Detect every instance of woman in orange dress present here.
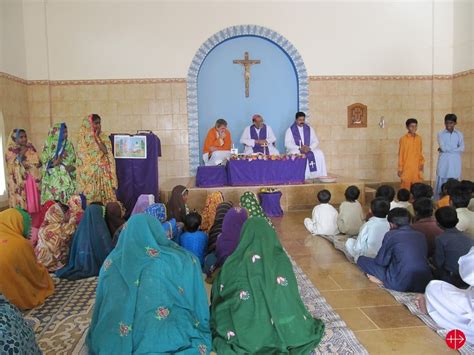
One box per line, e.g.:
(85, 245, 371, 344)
(0, 208, 54, 310)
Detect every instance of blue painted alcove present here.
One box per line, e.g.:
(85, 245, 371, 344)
(187, 25, 309, 175)
(197, 36, 298, 155)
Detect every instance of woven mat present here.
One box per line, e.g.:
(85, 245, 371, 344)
(24, 277, 97, 355)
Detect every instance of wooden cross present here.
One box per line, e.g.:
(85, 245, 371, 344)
(233, 51, 261, 97)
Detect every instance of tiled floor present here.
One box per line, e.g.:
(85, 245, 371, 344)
(273, 211, 455, 354)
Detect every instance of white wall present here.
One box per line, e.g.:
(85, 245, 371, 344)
(1, 0, 27, 78)
(453, 0, 473, 72)
(17, 0, 458, 80)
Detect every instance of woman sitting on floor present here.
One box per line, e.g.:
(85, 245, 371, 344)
(166, 185, 189, 224)
(0, 294, 41, 354)
(35, 201, 80, 272)
(215, 206, 248, 267)
(207, 201, 233, 255)
(0, 208, 54, 310)
(240, 191, 273, 226)
(105, 201, 126, 245)
(201, 191, 224, 232)
(211, 217, 325, 353)
(56, 204, 113, 280)
(144, 203, 180, 242)
(87, 214, 211, 354)
(131, 194, 155, 215)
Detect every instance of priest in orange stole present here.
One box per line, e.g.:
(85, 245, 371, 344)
(202, 118, 232, 166)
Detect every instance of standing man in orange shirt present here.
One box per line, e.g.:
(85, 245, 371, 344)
(398, 118, 424, 190)
(202, 118, 232, 166)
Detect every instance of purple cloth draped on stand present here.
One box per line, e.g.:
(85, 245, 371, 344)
(196, 166, 228, 187)
(250, 124, 267, 154)
(110, 133, 161, 218)
(259, 192, 283, 217)
(290, 123, 317, 172)
(227, 158, 306, 186)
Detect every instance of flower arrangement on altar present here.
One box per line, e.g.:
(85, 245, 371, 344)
(230, 153, 306, 161)
(260, 187, 280, 193)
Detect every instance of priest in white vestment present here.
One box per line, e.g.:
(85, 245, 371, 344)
(284, 112, 327, 179)
(240, 114, 279, 155)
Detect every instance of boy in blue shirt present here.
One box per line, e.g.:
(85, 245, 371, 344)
(180, 212, 208, 267)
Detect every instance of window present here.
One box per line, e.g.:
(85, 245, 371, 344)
(0, 111, 7, 200)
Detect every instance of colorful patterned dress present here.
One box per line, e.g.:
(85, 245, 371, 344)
(40, 123, 76, 204)
(5, 129, 42, 210)
(76, 116, 117, 204)
(201, 192, 224, 232)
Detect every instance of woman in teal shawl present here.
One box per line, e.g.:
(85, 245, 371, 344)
(40, 123, 76, 204)
(56, 204, 112, 280)
(211, 217, 324, 353)
(87, 214, 211, 354)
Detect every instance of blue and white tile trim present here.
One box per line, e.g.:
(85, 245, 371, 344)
(186, 25, 309, 175)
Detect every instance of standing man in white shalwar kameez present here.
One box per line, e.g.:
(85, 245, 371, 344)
(285, 112, 327, 179)
(240, 114, 279, 155)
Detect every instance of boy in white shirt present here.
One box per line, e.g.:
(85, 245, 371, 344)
(337, 185, 365, 236)
(391, 188, 414, 216)
(345, 198, 391, 261)
(304, 189, 339, 236)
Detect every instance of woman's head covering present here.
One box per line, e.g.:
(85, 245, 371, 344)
(32, 201, 56, 229)
(216, 207, 248, 266)
(200, 192, 224, 232)
(166, 185, 188, 223)
(239, 191, 273, 226)
(144, 203, 167, 223)
(14, 207, 31, 238)
(105, 202, 126, 237)
(207, 201, 233, 254)
(131, 194, 155, 216)
(459, 247, 474, 286)
(42, 123, 68, 168)
(0, 209, 26, 237)
(56, 204, 112, 280)
(211, 217, 325, 353)
(68, 195, 85, 224)
(86, 214, 212, 353)
(7, 129, 35, 161)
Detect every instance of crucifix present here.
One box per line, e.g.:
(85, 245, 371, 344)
(233, 51, 260, 97)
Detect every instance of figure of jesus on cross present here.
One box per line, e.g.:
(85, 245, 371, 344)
(233, 51, 260, 97)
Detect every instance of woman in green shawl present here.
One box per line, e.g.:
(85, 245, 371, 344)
(40, 123, 76, 204)
(211, 217, 324, 353)
(239, 191, 273, 226)
(87, 214, 212, 354)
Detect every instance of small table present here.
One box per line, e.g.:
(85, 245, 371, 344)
(195, 166, 228, 187)
(259, 191, 284, 217)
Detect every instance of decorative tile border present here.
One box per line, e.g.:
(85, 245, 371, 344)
(186, 25, 309, 175)
(310, 74, 454, 81)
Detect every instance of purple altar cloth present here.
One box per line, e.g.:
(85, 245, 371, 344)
(259, 192, 283, 217)
(227, 158, 306, 186)
(196, 166, 228, 187)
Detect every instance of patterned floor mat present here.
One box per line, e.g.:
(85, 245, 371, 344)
(23, 263, 367, 354)
(23, 277, 97, 355)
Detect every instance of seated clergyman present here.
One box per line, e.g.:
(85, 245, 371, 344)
(240, 114, 279, 155)
(202, 119, 232, 166)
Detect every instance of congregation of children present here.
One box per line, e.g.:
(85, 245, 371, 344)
(303, 115, 473, 343)
(1, 112, 473, 352)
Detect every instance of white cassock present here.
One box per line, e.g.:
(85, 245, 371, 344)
(284, 125, 327, 179)
(425, 247, 474, 344)
(240, 125, 280, 155)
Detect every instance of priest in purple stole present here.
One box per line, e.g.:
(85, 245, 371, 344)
(285, 112, 328, 179)
(240, 114, 279, 155)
